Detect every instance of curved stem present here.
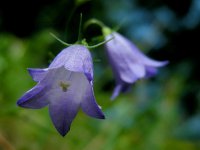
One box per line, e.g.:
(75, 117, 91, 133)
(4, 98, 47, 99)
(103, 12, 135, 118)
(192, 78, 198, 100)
(86, 36, 114, 49)
(84, 18, 106, 30)
(50, 33, 73, 47)
(83, 19, 114, 49)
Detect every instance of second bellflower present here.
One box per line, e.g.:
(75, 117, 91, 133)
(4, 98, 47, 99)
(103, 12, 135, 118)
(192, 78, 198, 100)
(105, 32, 168, 99)
(17, 45, 105, 136)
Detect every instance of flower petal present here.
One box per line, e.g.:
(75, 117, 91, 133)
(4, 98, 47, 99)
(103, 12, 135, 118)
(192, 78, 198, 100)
(28, 68, 48, 82)
(116, 32, 169, 67)
(106, 32, 168, 83)
(81, 84, 105, 119)
(83, 57, 93, 82)
(49, 95, 79, 136)
(111, 84, 122, 100)
(49, 45, 93, 81)
(145, 66, 158, 77)
(105, 32, 169, 100)
(106, 34, 143, 83)
(143, 58, 168, 67)
(111, 83, 131, 100)
(47, 68, 95, 136)
(129, 63, 145, 78)
(17, 85, 48, 109)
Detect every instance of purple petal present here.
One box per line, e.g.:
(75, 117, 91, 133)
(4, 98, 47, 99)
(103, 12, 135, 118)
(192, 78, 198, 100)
(111, 84, 122, 100)
(28, 68, 48, 82)
(105, 32, 169, 100)
(106, 34, 144, 82)
(81, 85, 105, 119)
(145, 66, 158, 77)
(49, 95, 79, 136)
(106, 32, 168, 82)
(128, 63, 145, 78)
(83, 57, 93, 82)
(114, 32, 169, 67)
(139, 55, 169, 67)
(143, 59, 168, 67)
(49, 45, 93, 81)
(47, 68, 96, 136)
(17, 85, 48, 109)
(111, 83, 131, 100)
(121, 83, 131, 93)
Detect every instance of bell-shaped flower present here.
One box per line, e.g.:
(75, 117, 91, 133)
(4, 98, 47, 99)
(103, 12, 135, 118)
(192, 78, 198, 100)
(17, 45, 105, 136)
(105, 32, 168, 100)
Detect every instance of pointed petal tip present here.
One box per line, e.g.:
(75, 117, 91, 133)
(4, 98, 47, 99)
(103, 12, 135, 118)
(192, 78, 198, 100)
(17, 98, 27, 107)
(102, 114, 106, 119)
(27, 68, 32, 72)
(16, 85, 48, 109)
(160, 60, 169, 66)
(89, 110, 105, 120)
(81, 102, 106, 119)
(16, 100, 32, 108)
(27, 68, 48, 82)
(81, 86, 106, 120)
(110, 95, 116, 101)
(16, 97, 28, 108)
(27, 68, 35, 76)
(98, 113, 105, 119)
(59, 127, 70, 137)
(110, 85, 122, 100)
(96, 106, 105, 119)
(90, 112, 105, 119)
(53, 123, 70, 137)
(16, 99, 22, 106)
(154, 60, 169, 67)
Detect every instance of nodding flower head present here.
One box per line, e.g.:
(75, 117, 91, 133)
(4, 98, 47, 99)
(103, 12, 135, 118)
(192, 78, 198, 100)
(105, 32, 168, 100)
(17, 45, 105, 136)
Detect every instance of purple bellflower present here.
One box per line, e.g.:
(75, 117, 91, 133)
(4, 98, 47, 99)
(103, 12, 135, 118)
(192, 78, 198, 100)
(17, 45, 105, 136)
(105, 32, 168, 100)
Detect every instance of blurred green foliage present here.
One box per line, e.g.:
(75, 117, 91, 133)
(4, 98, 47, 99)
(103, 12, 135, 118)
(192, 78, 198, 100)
(1, 0, 200, 149)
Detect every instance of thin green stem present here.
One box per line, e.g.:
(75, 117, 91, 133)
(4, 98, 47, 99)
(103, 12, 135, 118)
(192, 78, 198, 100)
(86, 36, 114, 49)
(78, 13, 83, 42)
(84, 18, 106, 30)
(50, 33, 73, 46)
